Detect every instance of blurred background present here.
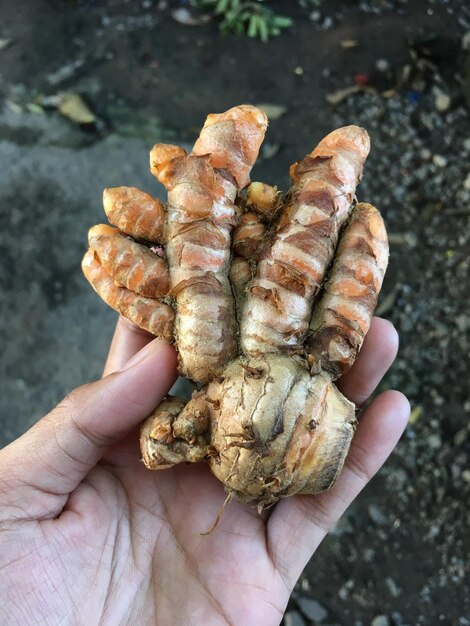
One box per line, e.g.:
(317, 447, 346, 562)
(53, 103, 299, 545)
(0, 1, 469, 624)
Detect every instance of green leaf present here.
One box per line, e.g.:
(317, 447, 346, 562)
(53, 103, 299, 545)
(273, 15, 293, 28)
(255, 103, 288, 119)
(258, 16, 269, 42)
(247, 14, 259, 38)
(215, 0, 230, 15)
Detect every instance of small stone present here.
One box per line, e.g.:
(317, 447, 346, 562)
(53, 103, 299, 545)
(434, 91, 451, 113)
(338, 579, 355, 600)
(463, 138, 470, 152)
(462, 31, 470, 51)
(364, 547, 375, 562)
(428, 434, 442, 449)
(391, 612, 406, 626)
(463, 172, 470, 190)
(385, 576, 401, 597)
(375, 58, 390, 72)
(426, 524, 441, 539)
(284, 610, 306, 626)
(432, 154, 447, 168)
(462, 469, 470, 483)
(338, 586, 348, 601)
(454, 428, 468, 446)
(368, 503, 388, 526)
(297, 597, 328, 622)
(371, 616, 390, 626)
(420, 148, 431, 160)
(309, 10, 321, 22)
(455, 314, 469, 331)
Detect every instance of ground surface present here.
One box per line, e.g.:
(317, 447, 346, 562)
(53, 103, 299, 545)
(0, 1, 469, 624)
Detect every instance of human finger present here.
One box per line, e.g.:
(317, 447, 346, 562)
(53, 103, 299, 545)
(337, 316, 399, 406)
(103, 315, 155, 376)
(266, 390, 410, 591)
(0, 339, 177, 521)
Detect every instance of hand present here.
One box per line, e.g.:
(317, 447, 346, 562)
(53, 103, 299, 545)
(0, 316, 409, 625)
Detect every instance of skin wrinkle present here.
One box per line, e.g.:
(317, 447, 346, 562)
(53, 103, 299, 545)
(155, 486, 234, 626)
(0, 539, 43, 571)
(0, 477, 53, 522)
(12, 471, 69, 512)
(104, 478, 129, 609)
(290, 494, 336, 535)
(62, 391, 122, 448)
(263, 527, 292, 601)
(34, 524, 85, 625)
(343, 440, 377, 485)
(226, 578, 285, 623)
(50, 422, 92, 476)
(66, 472, 151, 625)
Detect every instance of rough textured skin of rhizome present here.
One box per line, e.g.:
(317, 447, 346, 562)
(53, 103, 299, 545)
(82, 104, 388, 508)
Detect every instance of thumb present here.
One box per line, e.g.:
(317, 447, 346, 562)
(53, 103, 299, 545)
(0, 339, 177, 519)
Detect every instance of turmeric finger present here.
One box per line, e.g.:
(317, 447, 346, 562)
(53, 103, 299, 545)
(149, 105, 267, 383)
(103, 186, 166, 243)
(241, 125, 371, 357)
(82, 250, 174, 340)
(233, 212, 266, 258)
(88, 224, 170, 298)
(193, 104, 268, 189)
(307, 202, 389, 379)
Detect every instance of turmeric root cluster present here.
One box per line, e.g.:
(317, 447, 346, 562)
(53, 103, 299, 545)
(82, 105, 388, 507)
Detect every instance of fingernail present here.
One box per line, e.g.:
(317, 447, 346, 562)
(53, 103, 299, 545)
(121, 339, 164, 371)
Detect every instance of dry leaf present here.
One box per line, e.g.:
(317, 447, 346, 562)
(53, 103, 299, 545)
(0, 38, 12, 51)
(409, 406, 423, 425)
(255, 103, 287, 120)
(5, 100, 22, 114)
(58, 93, 96, 124)
(261, 142, 281, 160)
(26, 102, 45, 115)
(388, 232, 417, 247)
(325, 85, 360, 105)
(375, 282, 402, 316)
(340, 39, 359, 49)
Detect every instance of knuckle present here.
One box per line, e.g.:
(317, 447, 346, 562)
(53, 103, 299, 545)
(50, 384, 111, 449)
(118, 315, 151, 337)
(345, 445, 374, 484)
(54, 384, 89, 419)
(295, 494, 337, 533)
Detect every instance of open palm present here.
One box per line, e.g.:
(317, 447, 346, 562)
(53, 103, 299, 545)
(0, 317, 409, 626)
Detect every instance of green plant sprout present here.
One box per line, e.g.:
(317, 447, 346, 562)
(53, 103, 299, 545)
(193, 0, 293, 42)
